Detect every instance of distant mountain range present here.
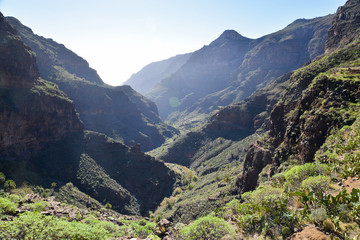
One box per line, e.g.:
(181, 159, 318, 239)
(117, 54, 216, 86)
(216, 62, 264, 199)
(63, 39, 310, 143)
(126, 15, 334, 130)
(124, 53, 191, 95)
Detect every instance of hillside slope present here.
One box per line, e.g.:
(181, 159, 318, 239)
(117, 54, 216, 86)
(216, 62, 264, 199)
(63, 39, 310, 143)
(150, 0, 360, 226)
(238, 0, 360, 194)
(0, 13, 176, 215)
(7, 17, 178, 151)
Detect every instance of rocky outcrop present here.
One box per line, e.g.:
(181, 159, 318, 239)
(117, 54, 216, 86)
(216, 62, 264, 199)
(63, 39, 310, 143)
(238, 141, 273, 193)
(326, 0, 360, 51)
(0, 82, 83, 160)
(204, 72, 292, 140)
(0, 13, 38, 88)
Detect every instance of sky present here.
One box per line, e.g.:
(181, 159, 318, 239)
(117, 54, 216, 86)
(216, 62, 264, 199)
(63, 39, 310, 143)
(0, 0, 347, 86)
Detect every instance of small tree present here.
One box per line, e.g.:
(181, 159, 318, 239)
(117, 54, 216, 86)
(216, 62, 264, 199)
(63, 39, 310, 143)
(4, 180, 16, 192)
(104, 203, 112, 210)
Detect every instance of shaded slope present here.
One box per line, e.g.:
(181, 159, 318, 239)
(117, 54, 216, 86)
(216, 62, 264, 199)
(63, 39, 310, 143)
(0, 12, 83, 160)
(30, 131, 176, 215)
(0, 13, 177, 216)
(7, 17, 178, 151)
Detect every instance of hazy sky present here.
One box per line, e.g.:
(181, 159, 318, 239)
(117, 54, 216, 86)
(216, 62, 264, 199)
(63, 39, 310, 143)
(1, 0, 347, 86)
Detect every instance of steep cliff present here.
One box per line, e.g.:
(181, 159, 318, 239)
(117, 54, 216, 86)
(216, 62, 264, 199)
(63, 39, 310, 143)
(0, 13, 83, 160)
(237, 0, 360, 193)
(326, 0, 360, 51)
(0, 14, 38, 89)
(7, 17, 178, 151)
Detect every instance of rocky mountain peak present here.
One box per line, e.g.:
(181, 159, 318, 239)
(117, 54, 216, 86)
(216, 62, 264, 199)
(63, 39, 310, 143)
(220, 30, 247, 40)
(210, 29, 250, 46)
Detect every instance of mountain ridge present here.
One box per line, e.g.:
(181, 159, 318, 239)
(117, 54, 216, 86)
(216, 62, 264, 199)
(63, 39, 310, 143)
(7, 16, 179, 151)
(126, 15, 334, 131)
(0, 12, 177, 215)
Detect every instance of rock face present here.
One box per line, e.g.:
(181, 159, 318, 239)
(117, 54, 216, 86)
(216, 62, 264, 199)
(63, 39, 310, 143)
(7, 17, 178, 151)
(0, 13, 38, 88)
(0, 82, 84, 160)
(204, 72, 292, 140)
(0, 13, 83, 160)
(134, 15, 333, 127)
(326, 0, 360, 51)
(237, 0, 360, 194)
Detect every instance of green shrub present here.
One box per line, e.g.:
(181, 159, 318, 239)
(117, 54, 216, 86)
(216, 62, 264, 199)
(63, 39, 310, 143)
(0, 212, 115, 239)
(11, 185, 34, 196)
(271, 172, 286, 187)
(4, 180, 16, 192)
(0, 197, 17, 215)
(65, 182, 74, 189)
(242, 186, 285, 207)
(130, 220, 156, 238)
(223, 199, 241, 216)
(24, 201, 50, 212)
(240, 186, 298, 237)
(301, 175, 330, 196)
(283, 163, 328, 190)
(224, 175, 232, 183)
(180, 216, 236, 239)
(309, 208, 328, 223)
(148, 234, 161, 240)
